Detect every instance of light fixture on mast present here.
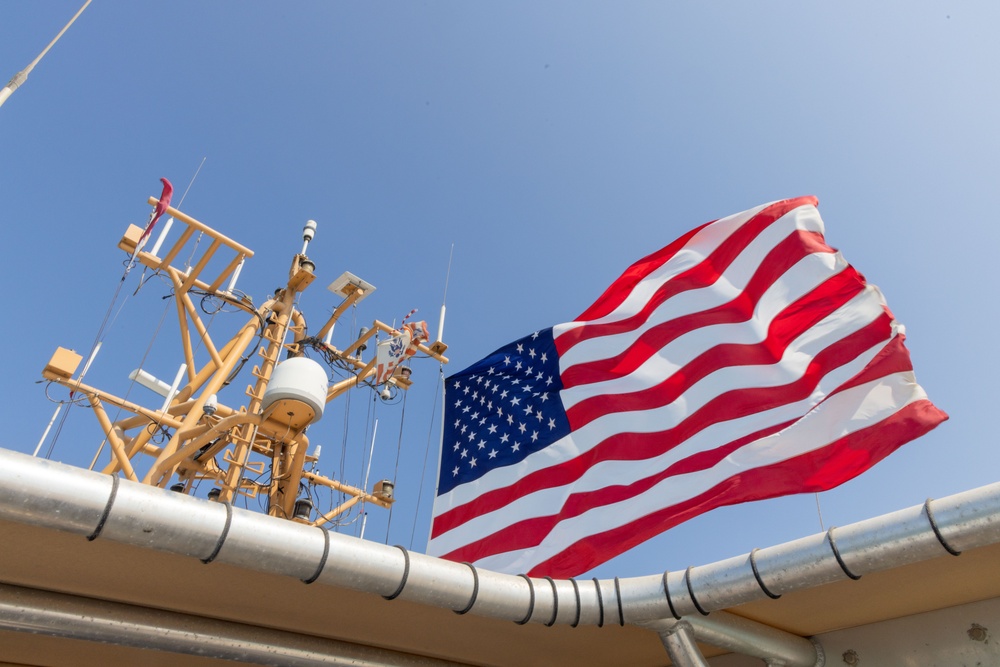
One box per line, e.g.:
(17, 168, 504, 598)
(298, 220, 318, 275)
(301, 220, 317, 255)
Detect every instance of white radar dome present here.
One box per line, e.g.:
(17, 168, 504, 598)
(262, 357, 328, 429)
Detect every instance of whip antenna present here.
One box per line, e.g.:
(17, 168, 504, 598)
(436, 243, 454, 343)
(0, 0, 91, 109)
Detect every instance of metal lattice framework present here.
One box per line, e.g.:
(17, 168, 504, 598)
(41, 195, 448, 525)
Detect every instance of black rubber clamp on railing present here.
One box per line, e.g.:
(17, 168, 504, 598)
(925, 498, 962, 556)
(592, 577, 605, 628)
(684, 566, 710, 616)
(87, 474, 120, 541)
(456, 563, 480, 615)
(613, 577, 625, 626)
(301, 528, 330, 585)
(543, 576, 558, 627)
(662, 570, 681, 620)
(749, 548, 781, 599)
(569, 578, 581, 628)
(516, 574, 535, 625)
(826, 527, 862, 580)
(201, 501, 233, 564)
(383, 545, 410, 600)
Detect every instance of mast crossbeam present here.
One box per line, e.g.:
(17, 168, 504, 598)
(41, 195, 448, 532)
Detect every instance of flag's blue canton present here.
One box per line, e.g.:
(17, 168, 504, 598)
(438, 328, 570, 495)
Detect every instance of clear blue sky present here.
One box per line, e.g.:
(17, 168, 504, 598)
(3, 1, 998, 579)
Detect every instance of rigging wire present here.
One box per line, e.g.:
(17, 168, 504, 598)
(336, 305, 358, 524)
(42, 160, 207, 460)
(89, 278, 234, 472)
(230, 290, 300, 506)
(336, 375, 353, 522)
(134, 157, 207, 293)
(87, 296, 172, 470)
(44, 271, 129, 459)
(355, 384, 378, 537)
(405, 242, 454, 545)
(814, 493, 826, 531)
(384, 380, 410, 544)
(176, 158, 207, 214)
(178, 158, 210, 273)
(442, 242, 455, 305)
(409, 364, 443, 550)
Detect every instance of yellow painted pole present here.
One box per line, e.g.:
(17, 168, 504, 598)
(149, 412, 260, 480)
(88, 395, 138, 482)
(174, 278, 198, 381)
(146, 198, 254, 258)
(310, 496, 362, 527)
(301, 471, 391, 509)
(170, 267, 224, 371)
(219, 289, 295, 502)
(143, 314, 264, 486)
(314, 288, 365, 343)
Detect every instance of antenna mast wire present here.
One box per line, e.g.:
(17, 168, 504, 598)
(41, 159, 208, 459)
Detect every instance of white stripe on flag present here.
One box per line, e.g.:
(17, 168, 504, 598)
(430, 288, 890, 527)
(429, 197, 946, 577)
(472, 370, 928, 574)
(428, 333, 897, 557)
(555, 203, 825, 365)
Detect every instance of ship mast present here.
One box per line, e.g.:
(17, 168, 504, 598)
(41, 193, 449, 527)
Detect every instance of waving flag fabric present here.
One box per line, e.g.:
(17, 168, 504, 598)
(375, 320, 429, 385)
(138, 177, 174, 247)
(427, 196, 947, 577)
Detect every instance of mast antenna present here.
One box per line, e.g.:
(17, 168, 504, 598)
(0, 0, 92, 109)
(39, 186, 450, 529)
(38, 160, 207, 458)
(435, 243, 455, 345)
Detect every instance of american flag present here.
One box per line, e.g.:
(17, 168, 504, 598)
(427, 196, 947, 577)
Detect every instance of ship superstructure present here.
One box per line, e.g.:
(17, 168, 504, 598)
(40, 194, 448, 528)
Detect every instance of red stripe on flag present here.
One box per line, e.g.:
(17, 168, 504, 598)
(556, 197, 819, 355)
(431, 313, 897, 541)
(566, 265, 870, 429)
(560, 229, 836, 390)
(435, 419, 794, 563)
(527, 399, 948, 577)
(429, 197, 946, 577)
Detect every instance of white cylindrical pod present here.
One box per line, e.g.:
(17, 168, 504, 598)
(225, 258, 245, 294)
(262, 357, 329, 427)
(150, 217, 174, 257)
(301, 220, 317, 254)
(161, 363, 188, 413)
(436, 304, 446, 342)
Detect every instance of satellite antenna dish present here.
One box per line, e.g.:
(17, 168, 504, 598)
(327, 272, 376, 301)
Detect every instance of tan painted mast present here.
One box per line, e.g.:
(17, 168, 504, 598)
(41, 193, 449, 526)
